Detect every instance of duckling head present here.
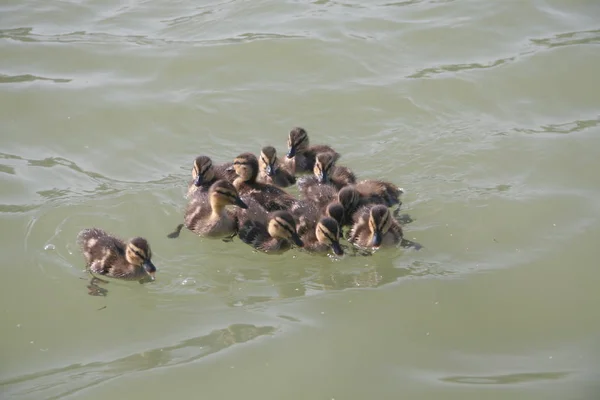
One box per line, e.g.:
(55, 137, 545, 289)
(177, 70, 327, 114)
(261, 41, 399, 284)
(209, 180, 248, 211)
(314, 152, 335, 183)
(316, 217, 344, 256)
(368, 205, 392, 248)
(192, 156, 215, 186)
(259, 146, 278, 177)
(233, 153, 259, 183)
(267, 211, 304, 247)
(325, 202, 345, 226)
(286, 127, 308, 158)
(125, 237, 157, 280)
(338, 186, 360, 214)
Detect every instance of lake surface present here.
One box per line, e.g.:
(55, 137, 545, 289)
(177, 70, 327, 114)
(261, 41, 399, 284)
(1, 0, 599, 399)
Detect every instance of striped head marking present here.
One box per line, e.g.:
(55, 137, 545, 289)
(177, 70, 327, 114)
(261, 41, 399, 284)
(316, 217, 344, 256)
(314, 152, 335, 183)
(192, 156, 215, 186)
(209, 180, 248, 209)
(268, 211, 304, 247)
(233, 153, 259, 182)
(126, 237, 157, 279)
(286, 127, 309, 158)
(368, 205, 392, 248)
(259, 146, 277, 177)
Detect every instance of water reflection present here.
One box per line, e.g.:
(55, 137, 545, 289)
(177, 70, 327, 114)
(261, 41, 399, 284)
(219, 255, 439, 309)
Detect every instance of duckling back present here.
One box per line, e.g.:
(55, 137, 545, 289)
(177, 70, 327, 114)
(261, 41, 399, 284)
(77, 228, 124, 266)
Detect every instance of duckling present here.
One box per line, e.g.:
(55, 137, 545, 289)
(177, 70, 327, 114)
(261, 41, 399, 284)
(77, 228, 157, 287)
(291, 192, 344, 239)
(297, 182, 338, 213)
(335, 186, 363, 227)
(257, 146, 296, 188)
(324, 202, 345, 227)
(354, 179, 403, 208)
(298, 151, 356, 193)
(348, 204, 403, 249)
(300, 216, 344, 256)
(170, 179, 248, 239)
(283, 127, 340, 174)
(238, 210, 304, 254)
(231, 152, 298, 211)
(187, 155, 237, 197)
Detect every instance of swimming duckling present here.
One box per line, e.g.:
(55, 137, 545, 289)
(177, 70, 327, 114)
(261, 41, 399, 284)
(238, 210, 304, 254)
(283, 127, 340, 174)
(354, 179, 403, 208)
(335, 186, 363, 227)
(300, 216, 344, 256)
(231, 152, 298, 211)
(257, 146, 296, 188)
(324, 202, 345, 227)
(187, 155, 237, 197)
(77, 228, 157, 287)
(297, 182, 338, 213)
(170, 179, 248, 239)
(348, 205, 403, 249)
(297, 151, 356, 193)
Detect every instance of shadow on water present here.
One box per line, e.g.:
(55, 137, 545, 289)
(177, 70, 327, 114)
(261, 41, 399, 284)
(0, 323, 276, 399)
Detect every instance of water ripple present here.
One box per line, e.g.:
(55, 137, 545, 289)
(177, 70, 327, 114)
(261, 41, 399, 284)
(408, 56, 516, 79)
(531, 29, 600, 49)
(0, 323, 276, 400)
(440, 371, 571, 386)
(512, 117, 600, 136)
(0, 74, 71, 84)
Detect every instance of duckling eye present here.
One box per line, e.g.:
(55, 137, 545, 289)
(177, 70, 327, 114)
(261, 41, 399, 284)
(216, 189, 235, 198)
(200, 162, 212, 175)
(276, 220, 295, 236)
(134, 250, 145, 260)
(318, 226, 336, 242)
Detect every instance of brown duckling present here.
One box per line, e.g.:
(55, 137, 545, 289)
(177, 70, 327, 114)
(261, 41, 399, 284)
(237, 210, 304, 254)
(170, 179, 248, 239)
(297, 151, 356, 193)
(354, 179, 403, 207)
(77, 228, 157, 284)
(231, 152, 298, 211)
(283, 127, 340, 174)
(336, 184, 408, 228)
(187, 155, 237, 197)
(297, 182, 338, 213)
(257, 146, 296, 188)
(300, 216, 344, 256)
(324, 202, 345, 227)
(348, 204, 403, 249)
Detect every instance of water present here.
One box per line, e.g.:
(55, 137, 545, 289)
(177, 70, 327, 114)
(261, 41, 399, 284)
(1, 0, 600, 398)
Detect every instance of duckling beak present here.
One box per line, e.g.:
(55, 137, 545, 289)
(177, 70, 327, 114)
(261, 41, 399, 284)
(291, 232, 304, 247)
(265, 164, 275, 177)
(317, 171, 327, 184)
(331, 240, 344, 256)
(286, 147, 296, 158)
(193, 175, 203, 186)
(235, 196, 248, 209)
(372, 231, 382, 248)
(143, 260, 157, 281)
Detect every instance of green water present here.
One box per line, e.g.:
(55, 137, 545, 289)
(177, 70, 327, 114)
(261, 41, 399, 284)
(1, 1, 599, 399)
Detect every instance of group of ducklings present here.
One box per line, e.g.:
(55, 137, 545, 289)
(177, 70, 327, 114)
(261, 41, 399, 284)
(76, 127, 418, 291)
